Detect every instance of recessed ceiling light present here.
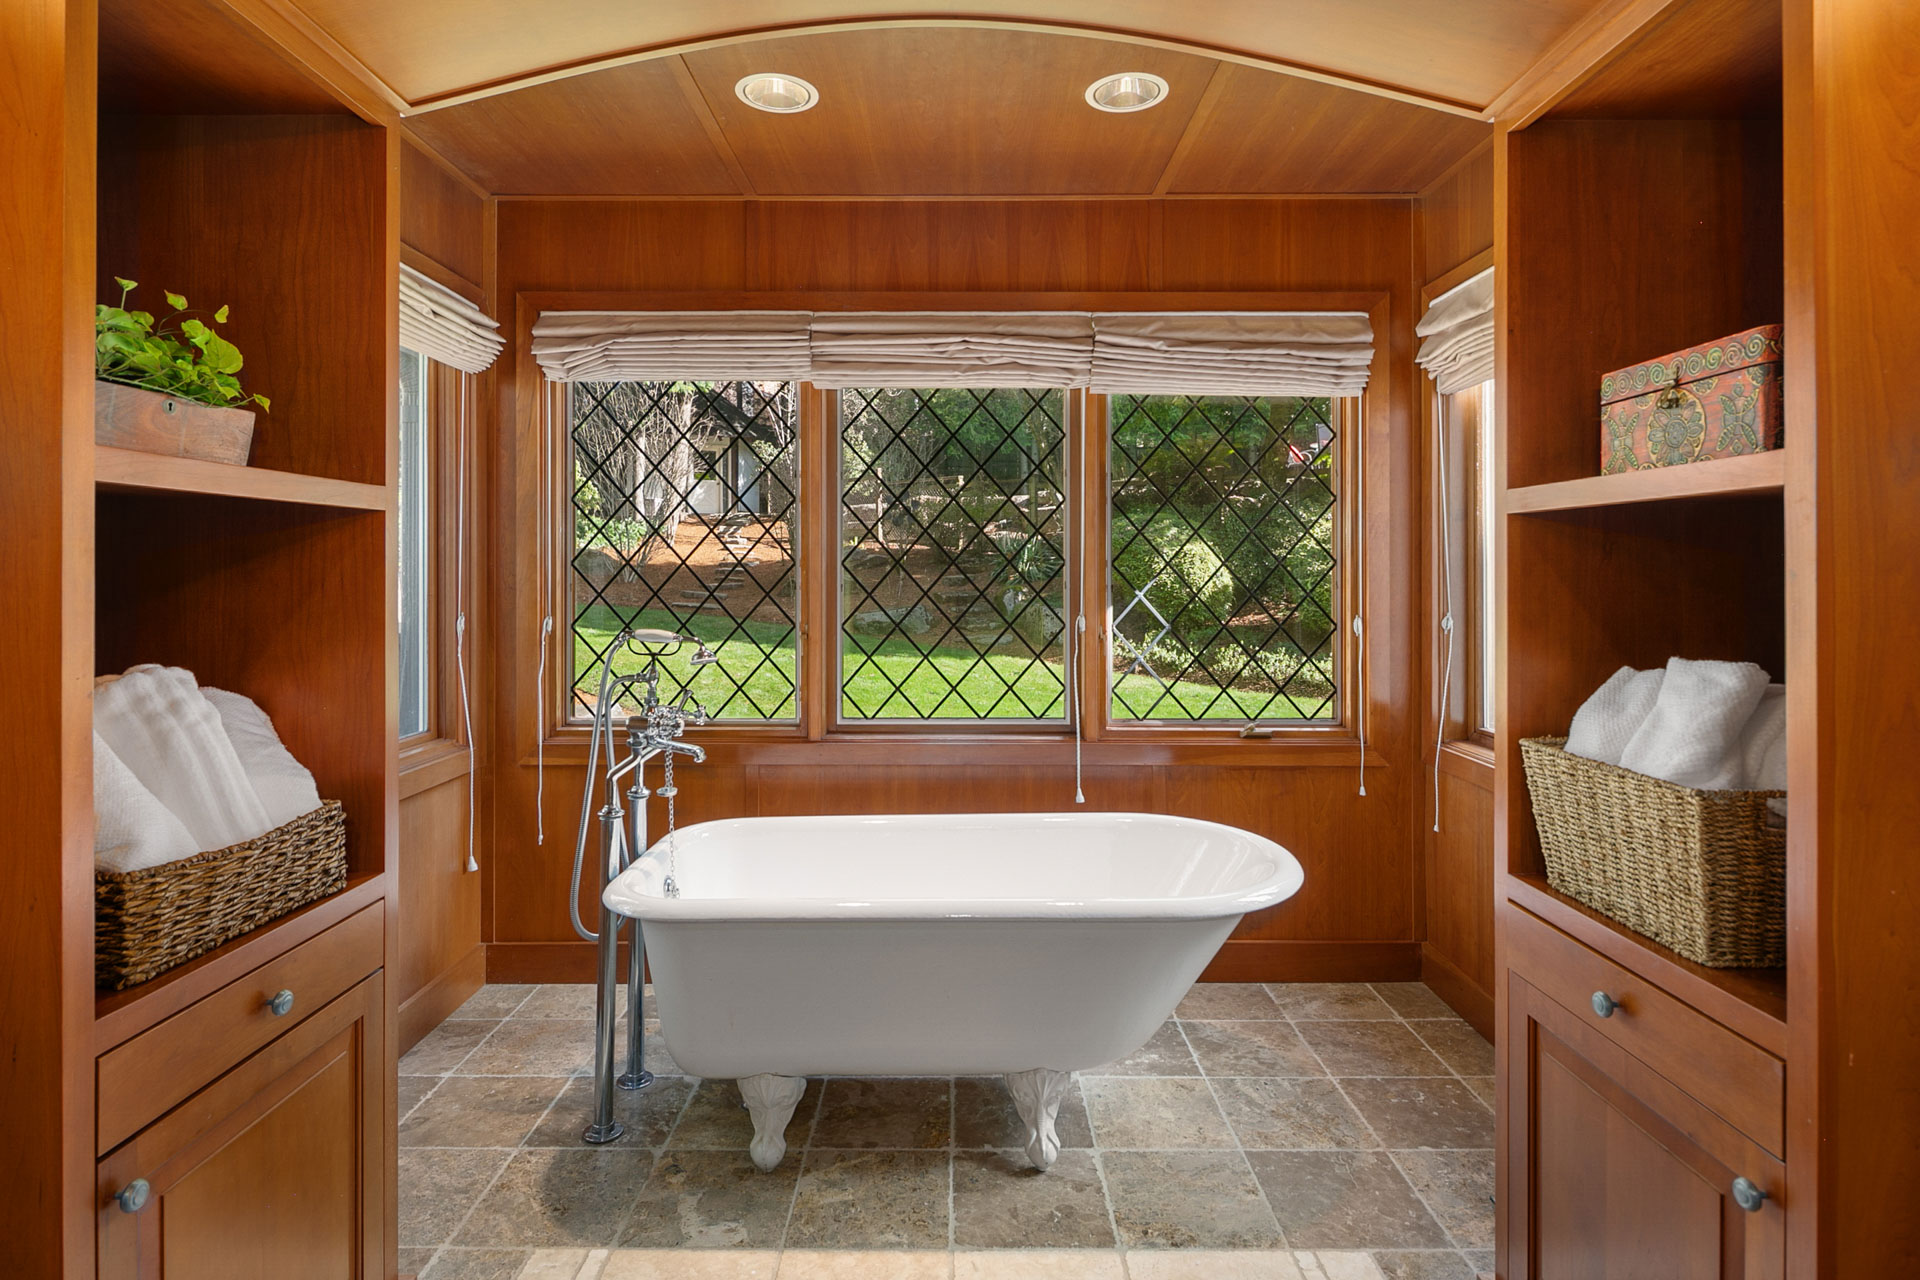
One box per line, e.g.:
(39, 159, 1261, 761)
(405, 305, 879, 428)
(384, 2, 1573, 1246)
(1085, 72, 1168, 113)
(735, 73, 819, 114)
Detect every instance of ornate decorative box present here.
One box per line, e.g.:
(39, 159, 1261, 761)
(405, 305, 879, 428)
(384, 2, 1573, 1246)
(1600, 324, 1783, 474)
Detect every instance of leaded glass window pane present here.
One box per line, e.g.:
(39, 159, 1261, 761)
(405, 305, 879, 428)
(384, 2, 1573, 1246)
(839, 387, 1069, 721)
(569, 380, 800, 722)
(1108, 394, 1339, 722)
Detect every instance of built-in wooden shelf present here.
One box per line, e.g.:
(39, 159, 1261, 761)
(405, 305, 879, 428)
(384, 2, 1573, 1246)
(1508, 450, 1785, 515)
(94, 871, 383, 1052)
(95, 446, 388, 511)
(1507, 871, 1787, 1056)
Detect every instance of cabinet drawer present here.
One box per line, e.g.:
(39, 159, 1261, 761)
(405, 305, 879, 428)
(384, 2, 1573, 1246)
(97, 902, 383, 1154)
(1506, 904, 1783, 1155)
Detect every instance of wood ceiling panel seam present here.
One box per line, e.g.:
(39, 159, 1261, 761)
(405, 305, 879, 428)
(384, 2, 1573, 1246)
(392, 17, 1495, 119)
(667, 54, 758, 196)
(230, 0, 410, 118)
(1483, 0, 1683, 124)
(1151, 60, 1227, 197)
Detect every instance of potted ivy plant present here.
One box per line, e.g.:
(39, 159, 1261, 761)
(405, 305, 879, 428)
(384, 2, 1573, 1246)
(95, 278, 270, 465)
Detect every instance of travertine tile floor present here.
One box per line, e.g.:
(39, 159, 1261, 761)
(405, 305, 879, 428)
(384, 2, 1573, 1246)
(398, 982, 1494, 1280)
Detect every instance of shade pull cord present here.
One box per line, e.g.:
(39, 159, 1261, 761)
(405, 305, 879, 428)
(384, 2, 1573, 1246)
(1433, 403, 1457, 833)
(1352, 397, 1368, 799)
(1072, 615, 1087, 804)
(457, 372, 478, 872)
(536, 385, 555, 843)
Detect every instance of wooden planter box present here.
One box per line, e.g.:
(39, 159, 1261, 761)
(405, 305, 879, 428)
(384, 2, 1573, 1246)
(95, 380, 256, 465)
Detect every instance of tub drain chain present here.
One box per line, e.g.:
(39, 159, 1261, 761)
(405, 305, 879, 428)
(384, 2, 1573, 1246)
(660, 748, 681, 898)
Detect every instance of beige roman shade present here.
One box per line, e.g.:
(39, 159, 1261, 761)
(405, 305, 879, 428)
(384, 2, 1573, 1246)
(1089, 312, 1375, 397)
(806, 313, 1094, 388)
(530, 311, 813, 382)
(1415, 268, 1495, 395)
(398, 264, 504, 374)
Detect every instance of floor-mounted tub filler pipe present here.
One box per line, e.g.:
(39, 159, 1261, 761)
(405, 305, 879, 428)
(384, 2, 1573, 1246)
(570, 627, 715, 1144)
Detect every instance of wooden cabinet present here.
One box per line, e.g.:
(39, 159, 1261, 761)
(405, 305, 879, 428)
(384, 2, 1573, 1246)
(1503, 957, 1784, 1280)
(98, 975, 386, 1280)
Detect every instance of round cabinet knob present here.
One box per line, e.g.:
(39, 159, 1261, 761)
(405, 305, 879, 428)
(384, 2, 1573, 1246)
(1591, 991, 1620, 1019)
(115, 1179, 151, 1214)
(1732, 1176, 1768, 1213)
(267, 989, 295, 1017)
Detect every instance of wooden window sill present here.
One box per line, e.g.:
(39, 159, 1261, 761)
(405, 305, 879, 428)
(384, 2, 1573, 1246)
(399, 740, 472, 799)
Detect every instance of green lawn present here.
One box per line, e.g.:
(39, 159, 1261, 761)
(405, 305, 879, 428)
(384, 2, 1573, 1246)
(572, 603, 1328, 723)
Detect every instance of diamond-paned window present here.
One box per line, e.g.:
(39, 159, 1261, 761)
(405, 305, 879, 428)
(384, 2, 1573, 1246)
(569, 380, 800, 721)
(839, 388, 1069, 721)
(1108, 393, 1339, 722)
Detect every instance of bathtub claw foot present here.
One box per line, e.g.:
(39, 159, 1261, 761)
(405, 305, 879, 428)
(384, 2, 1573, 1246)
(738, 1074, 807, 1172)
(1006, 1068, 1072, 1171)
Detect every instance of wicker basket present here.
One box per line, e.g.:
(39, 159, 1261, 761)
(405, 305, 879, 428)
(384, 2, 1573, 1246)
(1519, 738, 1785, 967)
(95, 801, 348, 990)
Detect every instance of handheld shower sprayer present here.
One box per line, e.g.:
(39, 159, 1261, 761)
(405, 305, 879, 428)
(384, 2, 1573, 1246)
(568, 626, 713, 1143)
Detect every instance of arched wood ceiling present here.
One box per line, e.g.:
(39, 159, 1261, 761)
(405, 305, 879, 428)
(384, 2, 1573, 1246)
(400, 26, 1496, 198)
(285, 0, 1609, 114)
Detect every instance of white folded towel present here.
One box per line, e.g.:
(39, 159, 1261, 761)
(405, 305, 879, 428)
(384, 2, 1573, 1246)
(93, 731, 200, 874)
(1621, 658, 1772, 790)
(1740, 684, 1788, 792)
(93, 665, 272, 852)
(1565, 666, 1666, 765)
(201, 687, 321, 829)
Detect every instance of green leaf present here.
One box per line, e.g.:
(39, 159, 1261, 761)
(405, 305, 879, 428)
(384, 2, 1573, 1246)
(252, 393, 271, 412)
(164, 291, 188, 311)
(114, 277, 137, 293)
(213, 305, 229, 324)
(198, 332, 243, 374)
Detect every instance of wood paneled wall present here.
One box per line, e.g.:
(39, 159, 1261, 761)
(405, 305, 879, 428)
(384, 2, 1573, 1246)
(1415, 150, 1497, 1033)
(483, 197, 1427, 982)
(396, 136, 493, 1049)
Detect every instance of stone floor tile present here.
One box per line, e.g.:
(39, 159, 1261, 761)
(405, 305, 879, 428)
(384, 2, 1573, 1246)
(1089, 1022, 1200, 1076)
(514, 1248, 597, 1280)
(812, 1078, 953, 1149)
(1123, 1254, 1305, 1280)
(1214, 1077, 1378, 1150)
(1368, 1251, 1475, 1280)
(1184, 1021, 1327, 1078)
(1176, 983, 1284, 1020)
(526, 1076, 695, 1150)
(1100, 1151, 1282, 1249)
(457, 1019, 598, 1077)
(1267, 984, 1397, 1021)
(1461, 1078, 1495, 1110)
(785, 1150, 951, 1249)
(1462, 1250, 1494, 1275)
(618, 1149, 800, 1248)
(398, 1245, 436, 1275)
(402, 1075, 572, 1149)
(451, 986, 536, 1020)
(1406, 1023, 1494, 1079)
(401, 1075, 442, 1123)
(1391, 1151, 1495, 1249)
(953, 1251, 1123, 1279)
(1246, 1150, 1448, 1249)
(421, 1248, 533, 1280)
(1299, 1253, 1389, 1280)
(1367, 985, 1457, 1022)
(404, 1020, 499, 1075)
(951, 1149, 1114, 1249)
(673, 1077, 821, 1153)
(1082, 1078, 1234, 1150)
(399, 1148, 512, 1247)
(1293, 1024, 1449, 1078)
(1342, 1081, 1494, 1150)
(599, 1250, 780, 1279)
(778, 1252, 953, 1279)
(455, 1147, 652, 1247)
(955, 1077, 1093, 1150)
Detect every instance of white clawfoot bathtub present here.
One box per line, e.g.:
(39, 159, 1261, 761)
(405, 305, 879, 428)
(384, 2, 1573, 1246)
(603, 811, 1304, 1172)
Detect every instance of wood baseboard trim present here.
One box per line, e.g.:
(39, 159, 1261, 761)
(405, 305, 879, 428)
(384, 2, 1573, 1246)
(485, 938, 1421, 986)
(398, 944, 486, 1053)
(1419, 943, 1495, 1038)
(1199, 939, 1420, 983)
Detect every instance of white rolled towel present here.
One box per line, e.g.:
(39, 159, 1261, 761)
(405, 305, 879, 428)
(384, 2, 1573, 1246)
(1620, 658, 1772, 790)
(1740, 684, 1788, 792)
(93, 732, 200, 874)
(1565, 665, 1666, 765)
(201, 687, 321, 829)
(93, 665, 272, 852)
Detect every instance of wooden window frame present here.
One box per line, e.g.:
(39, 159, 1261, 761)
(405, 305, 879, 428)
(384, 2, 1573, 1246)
(399, 358, 478, 784)
(528, 288, 1389, 771)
